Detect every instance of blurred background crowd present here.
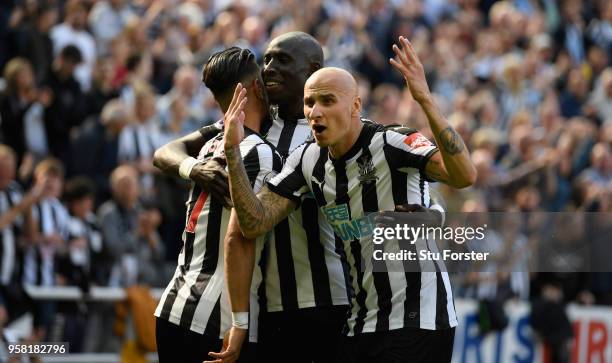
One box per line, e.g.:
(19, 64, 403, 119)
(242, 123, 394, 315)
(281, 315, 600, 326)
(0, 0, 610, 357)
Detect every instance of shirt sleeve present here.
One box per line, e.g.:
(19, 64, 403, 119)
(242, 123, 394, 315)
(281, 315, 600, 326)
(384, 130, 439, 181)
(267, 143, 310, 206)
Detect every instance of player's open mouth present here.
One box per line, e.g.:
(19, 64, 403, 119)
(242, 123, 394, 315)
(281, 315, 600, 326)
(312, 124, 327, 135)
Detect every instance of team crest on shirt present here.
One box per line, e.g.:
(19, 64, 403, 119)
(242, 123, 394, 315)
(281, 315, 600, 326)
(356, 153, 379, 185)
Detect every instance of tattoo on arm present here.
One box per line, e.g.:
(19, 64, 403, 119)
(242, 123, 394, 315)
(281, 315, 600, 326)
(225, 146, 294, 238)
(438, 127, 465, 155)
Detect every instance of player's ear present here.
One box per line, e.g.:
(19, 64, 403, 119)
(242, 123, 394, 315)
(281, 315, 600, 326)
(253, 78, 264, 101)
(351, 96, 362, 117)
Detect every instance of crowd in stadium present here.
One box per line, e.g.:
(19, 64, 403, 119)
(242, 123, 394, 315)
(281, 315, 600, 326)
(0, 0, 610, 357)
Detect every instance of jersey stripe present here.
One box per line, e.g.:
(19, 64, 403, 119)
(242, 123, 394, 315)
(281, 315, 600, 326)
(274, 220, 298, 310)
(334, 158, 367, 335)
(359, 145, 392, 333)
(275, 119, 297, 157)
(302, 198, 332, 306)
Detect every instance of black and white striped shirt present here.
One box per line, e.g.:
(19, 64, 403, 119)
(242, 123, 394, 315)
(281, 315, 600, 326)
(0, 182, 24, 286)
(23, 198, 70, 286)
(155, 130, 282, 342)
(262, 116, 350, 312)
(268, 122, 457, 335)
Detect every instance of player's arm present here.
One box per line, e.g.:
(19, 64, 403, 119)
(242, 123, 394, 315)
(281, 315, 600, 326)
(390, 36, 476, 188)
(205, 210, 253, 363)
(225, 159, 295, 239)
(153, 123, 232, 206)
(225, 210, 254, 315)
(223, 84, 297, 239)
(225, 141, 277, 318)
(152, 123, 221, 173)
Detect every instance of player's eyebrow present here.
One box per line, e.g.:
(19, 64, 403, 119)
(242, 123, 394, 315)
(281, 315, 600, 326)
(318, 92, 336, 101)
(304, 92, 337, 105)
(264, 48, 294, 62)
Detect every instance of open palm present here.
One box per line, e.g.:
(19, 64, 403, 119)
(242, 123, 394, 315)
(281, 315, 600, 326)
(389, 36, 431, 104)
(223, 83, 247, 150)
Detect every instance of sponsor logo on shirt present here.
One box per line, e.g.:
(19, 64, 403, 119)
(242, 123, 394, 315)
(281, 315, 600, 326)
(404, 133, 432, 149)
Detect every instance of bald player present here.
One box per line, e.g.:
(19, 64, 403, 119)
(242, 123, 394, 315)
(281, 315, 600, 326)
(222, 37, 476, 362)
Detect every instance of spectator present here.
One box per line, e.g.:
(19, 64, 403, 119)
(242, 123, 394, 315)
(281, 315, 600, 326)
(156, 65, 209, 131)
(69, 98, 129, 202)
(0, 145, 39, 323)
(553, 0, 590, 65)
(588, 67, 612, 122)
(50, 0, 96, 91)
(44, 45, 87, 164)
(97, 165, 164, 288)
(582, 142, 611, 186)
(18, 3, 57, 85)
(23, 158, 69, 341)
(24, 159, 69, 287)
(369, 83, 401, 125)
(86, 56, 120, 118)
(58, 177, 104, 289)
(88, 0, 135, 55)
(56, 177, 103, 353)
(587, 1, 612, 60)
(0, 58, 49, 169)
(118, 82, 162, 195)
(560, 67, 590, 118)
(118, 53, 153, 107)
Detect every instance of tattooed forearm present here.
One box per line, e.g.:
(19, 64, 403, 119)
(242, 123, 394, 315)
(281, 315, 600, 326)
(418, 97, 477, 188)
(438, 127, 465, 155)
(225, 146, 263, 235)
(225, 146, 294, 239)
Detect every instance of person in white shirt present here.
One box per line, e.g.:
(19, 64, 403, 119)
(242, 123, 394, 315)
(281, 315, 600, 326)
(50, 0, 96, 91)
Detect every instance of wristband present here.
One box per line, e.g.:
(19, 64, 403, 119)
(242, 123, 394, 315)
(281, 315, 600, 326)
(231, 312, 249, 329)
(178, 157, 199, 180)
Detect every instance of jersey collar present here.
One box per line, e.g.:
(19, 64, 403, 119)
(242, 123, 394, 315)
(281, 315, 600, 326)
(329, 122, 376, 164)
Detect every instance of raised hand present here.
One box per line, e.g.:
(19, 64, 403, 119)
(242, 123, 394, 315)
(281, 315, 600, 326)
(223, 84, 248, 150)
(389, 36, 431, 104)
